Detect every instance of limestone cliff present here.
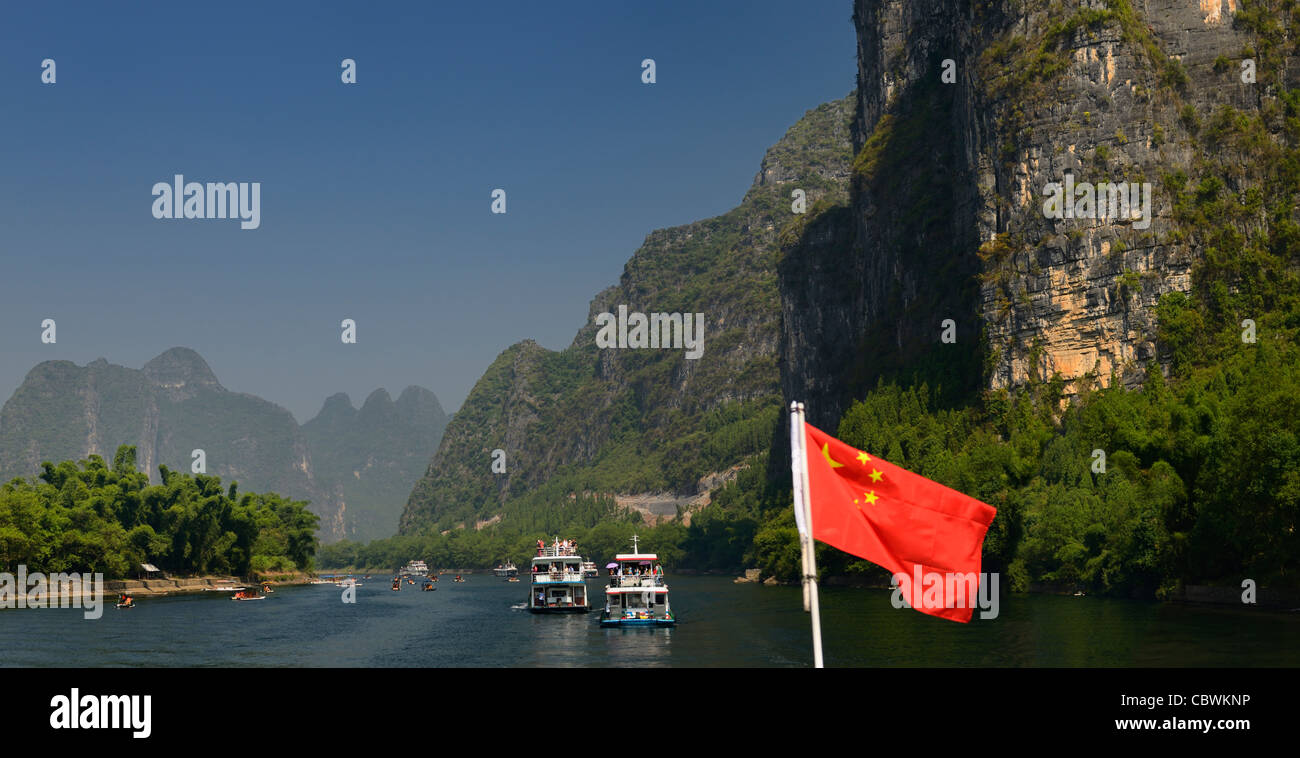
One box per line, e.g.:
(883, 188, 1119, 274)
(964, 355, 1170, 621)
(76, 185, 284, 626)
(780, 0, 1293, 425)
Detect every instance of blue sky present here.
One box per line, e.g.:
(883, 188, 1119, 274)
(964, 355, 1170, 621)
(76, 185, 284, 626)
(0, 1, 856, 421)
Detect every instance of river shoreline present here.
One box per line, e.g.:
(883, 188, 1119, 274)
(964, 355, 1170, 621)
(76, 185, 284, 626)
(0, 573, 316, 605)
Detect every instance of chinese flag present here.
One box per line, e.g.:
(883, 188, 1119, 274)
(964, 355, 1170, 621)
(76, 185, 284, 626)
(803, 422, 996, 623)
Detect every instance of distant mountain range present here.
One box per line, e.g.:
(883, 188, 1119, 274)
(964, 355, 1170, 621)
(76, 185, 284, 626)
(0, 347, 447, 543)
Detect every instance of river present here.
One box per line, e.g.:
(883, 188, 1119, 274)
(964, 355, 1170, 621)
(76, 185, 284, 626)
(1, 575, 1296, 667)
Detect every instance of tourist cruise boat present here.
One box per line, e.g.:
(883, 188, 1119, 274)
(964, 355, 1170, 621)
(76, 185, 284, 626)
(493, 561, 518, 578)
(401, 560, 429, 577)
(527, 539, 590, 613)
(581, 560, 599, 578)
(600, 535, 674, 627)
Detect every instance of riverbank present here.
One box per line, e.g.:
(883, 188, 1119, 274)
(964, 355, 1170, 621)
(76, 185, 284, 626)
(315, 567, 484, 576)
(1, 574, 314, 607)
(109, 574, 314, 597)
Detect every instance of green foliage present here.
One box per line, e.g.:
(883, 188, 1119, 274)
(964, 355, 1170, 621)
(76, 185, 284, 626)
(317, 514, 690, 573)
(740, 331, 1299, 596)
(0, 446, 318, 577)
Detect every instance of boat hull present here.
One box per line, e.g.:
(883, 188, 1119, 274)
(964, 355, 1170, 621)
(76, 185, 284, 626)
(599, 616, 674, 627)
(527, 606, 590, 614)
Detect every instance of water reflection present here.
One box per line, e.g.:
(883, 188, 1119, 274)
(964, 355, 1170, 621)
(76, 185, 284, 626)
(600, 626, 673, 667)
(522, 612, 591, 667)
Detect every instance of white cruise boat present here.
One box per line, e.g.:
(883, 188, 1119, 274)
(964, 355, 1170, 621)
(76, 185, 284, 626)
(401, 560, 429, 577)
(493, 561, 518, 578)
(527, 539, 590, 613)
(599, 535, 674, 627)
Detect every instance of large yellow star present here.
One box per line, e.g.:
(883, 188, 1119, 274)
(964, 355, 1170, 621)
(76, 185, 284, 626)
(821, 443, 844, 468)
(869, 469, 883, 483)
(856, 451, 871, 464)
(863, 490, 879, 505)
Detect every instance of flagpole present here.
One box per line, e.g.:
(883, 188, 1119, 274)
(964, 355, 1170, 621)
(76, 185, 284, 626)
(790, 401, 824, 668)
(790, 402, 810, 613)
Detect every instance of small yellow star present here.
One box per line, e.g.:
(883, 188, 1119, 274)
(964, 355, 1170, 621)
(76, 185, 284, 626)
(863, 490, 879, 505)
(856, 451, 871, 464)
(869, 469, 883, 483)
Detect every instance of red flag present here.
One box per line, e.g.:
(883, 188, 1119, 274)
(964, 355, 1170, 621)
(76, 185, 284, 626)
(803, 422, 996, 622)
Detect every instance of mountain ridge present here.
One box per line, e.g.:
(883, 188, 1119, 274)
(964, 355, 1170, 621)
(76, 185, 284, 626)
(0, 349, 447, 543)
(398, 94, 855, 536)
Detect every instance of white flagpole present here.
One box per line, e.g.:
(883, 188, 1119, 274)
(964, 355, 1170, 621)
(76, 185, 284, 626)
(790, 401, 824, 668)
(790, 402, 810, 613)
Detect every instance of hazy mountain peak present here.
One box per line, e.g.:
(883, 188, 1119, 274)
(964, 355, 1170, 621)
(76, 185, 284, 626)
(141, 347, 222, 397)
(361, 388, 394, 409)
(397, 385, 433, 402)
(318, 392, 355, 414)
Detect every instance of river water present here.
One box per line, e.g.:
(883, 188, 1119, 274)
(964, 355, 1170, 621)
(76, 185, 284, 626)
(1, 575, 1295, 667)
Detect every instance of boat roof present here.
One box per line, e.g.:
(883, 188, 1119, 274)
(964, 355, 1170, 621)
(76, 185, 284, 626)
(615, 554, 659, 561)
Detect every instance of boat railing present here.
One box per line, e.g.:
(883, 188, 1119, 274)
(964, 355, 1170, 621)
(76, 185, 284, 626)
(536, 545, 579, 558)
(532, 570, 585, 583)
(610, 575, 665, 588)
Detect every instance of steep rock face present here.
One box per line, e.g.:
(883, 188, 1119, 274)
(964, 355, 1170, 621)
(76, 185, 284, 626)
(400, 97, 856, 534)
(973, 0, 1243, 394)
(780, 0, 1292, 427)
(782, 0, 984, 430)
